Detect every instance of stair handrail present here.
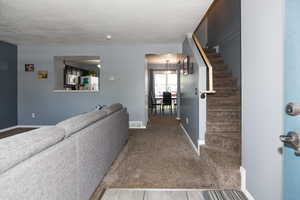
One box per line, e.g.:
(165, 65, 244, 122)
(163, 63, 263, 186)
(192, 33, 216, 95)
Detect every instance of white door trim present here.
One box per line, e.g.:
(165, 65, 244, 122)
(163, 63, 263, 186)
(240, 167, 255, 200)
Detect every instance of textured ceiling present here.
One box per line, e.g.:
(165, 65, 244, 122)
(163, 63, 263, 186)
(0, 0, 213, 45)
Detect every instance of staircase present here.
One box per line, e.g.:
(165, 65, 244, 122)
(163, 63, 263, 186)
(200, 49, 241, 188)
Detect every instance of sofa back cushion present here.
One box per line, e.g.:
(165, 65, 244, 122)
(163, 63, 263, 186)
(57, 110, 107, 137)
(0, 126, 65, 174)
(76, 108, 128, 200)
(0, 134, 77, 200)
(102, 103, 123, 115)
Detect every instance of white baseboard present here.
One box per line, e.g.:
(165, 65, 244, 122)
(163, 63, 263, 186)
(240, 167, 255, 200)
(197, 139, 205, 154)
(129, 126, 146, 129)
(17, 125, 50, 128)
(198, 139, 205, 146)
(129, 121, 146, 129)
(180, 123, 200, 156)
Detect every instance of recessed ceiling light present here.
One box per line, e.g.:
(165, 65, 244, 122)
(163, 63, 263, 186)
(106, 35, 112, 40)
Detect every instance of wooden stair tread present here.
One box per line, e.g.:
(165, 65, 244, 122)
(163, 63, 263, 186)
(206, 131, 240, 135)
(206, 132, 240, 139)
(200, 145, 241, 167)
(208, 107, 241, 111)
(203, 49, 241, 185)
(207, 121, 240, 126)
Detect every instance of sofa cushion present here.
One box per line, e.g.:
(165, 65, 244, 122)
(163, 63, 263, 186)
(0, 126, 65, 174)
(57, 110, 107, 137)
(102, 103, 123, 115)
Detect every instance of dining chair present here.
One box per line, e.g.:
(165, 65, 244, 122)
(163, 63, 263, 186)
(162, 92, 172, 114)
(151, 94, 162, 114)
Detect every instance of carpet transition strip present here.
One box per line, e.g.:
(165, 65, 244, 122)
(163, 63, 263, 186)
(100, 189, 248, 200)
(203, 190, 248, 200)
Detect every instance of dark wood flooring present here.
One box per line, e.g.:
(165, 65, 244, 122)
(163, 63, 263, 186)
(0, 128, 37, 139)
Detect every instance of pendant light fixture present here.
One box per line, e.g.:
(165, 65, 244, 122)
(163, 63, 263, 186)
(166, 59, 171, 74)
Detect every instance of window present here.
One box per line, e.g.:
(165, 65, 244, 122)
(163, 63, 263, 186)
(167, 73, 177, 94)
(154, 71, 177, 97)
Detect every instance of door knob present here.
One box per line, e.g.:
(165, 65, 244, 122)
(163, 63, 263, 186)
(280, 131, 300, 154)
(286, 103, 300, 116)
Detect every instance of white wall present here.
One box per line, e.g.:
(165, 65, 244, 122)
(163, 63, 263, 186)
(241, 0, 283, 199)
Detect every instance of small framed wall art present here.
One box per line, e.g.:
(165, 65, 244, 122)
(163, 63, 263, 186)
(37, 70, 48, 79)
(188, 62, 194, 74)
(182, 56, 189, 75)
(25, 64, 34, 72)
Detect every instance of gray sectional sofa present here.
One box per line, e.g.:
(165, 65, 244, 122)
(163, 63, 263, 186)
(0, 103, 129, 200)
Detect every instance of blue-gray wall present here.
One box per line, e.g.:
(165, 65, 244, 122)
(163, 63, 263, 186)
(0, 42, 17, 129)
(181, 38, 200, 146)
(18, 44, 181, 126)
(196, 0, 241, 86)
(284, 1, 300, 199)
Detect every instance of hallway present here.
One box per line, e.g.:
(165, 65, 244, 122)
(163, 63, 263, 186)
(92, 115, 240, 199)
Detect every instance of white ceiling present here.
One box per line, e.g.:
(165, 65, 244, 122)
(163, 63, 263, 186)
(146, 53, 184, 64)
(0, 0, 213, 45)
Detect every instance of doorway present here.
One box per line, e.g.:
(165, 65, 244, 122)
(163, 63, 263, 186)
(145, 54, 184, 118)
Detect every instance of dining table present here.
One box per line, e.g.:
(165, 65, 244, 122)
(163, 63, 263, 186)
(153, 96, 177, 114)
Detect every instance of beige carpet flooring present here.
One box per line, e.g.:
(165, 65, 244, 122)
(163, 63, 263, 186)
(91, 115, 230, 200)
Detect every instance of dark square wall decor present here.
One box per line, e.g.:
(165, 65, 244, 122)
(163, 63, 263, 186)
(183, 56, 189, 75)
(182, 56, 193, 75)
(25, 64, 34, 72)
